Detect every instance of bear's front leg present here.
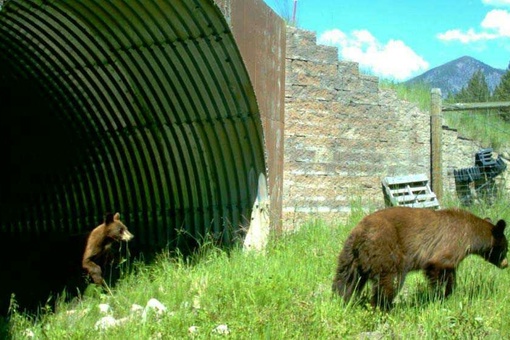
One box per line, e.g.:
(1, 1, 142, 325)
(83, 260, 105, 285)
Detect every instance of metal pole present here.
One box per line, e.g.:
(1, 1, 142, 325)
(430, 88, 443, 202)
(292, 0, 297, 26)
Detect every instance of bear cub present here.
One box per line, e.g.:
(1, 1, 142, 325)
(332, 206, 508, 310)
(82, 212, 134, 285)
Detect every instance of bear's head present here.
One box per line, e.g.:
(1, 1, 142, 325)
(485, 219, 508, 269)
(104, 212, 134, 242)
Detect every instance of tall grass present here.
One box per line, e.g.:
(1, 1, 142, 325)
(380, 80, 510, 150)
(380, 80, 431, 112)
(5, 200, 510, 339)
(442, 109, 510, 150)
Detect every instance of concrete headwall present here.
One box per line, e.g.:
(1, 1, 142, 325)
(215, 0, 286, 232)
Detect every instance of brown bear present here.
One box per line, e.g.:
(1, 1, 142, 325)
(332, 206, 508, 310)
(82, 212, 134, 285)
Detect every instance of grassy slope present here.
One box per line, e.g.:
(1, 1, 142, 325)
(6, 201, 510, 339)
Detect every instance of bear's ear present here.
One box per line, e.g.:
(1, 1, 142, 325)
(493, 219, 507, 237)
(114, 212, 120, 221)
(104, 212, 115, 225)
(485, 217, 493, 223)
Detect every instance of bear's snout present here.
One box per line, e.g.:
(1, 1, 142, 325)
(500, 258, 508, 269)
(121, 229, 134, 242)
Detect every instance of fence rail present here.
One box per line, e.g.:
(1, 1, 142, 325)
(443, 101, 510, 112)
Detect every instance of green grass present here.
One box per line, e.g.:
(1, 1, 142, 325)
(442, 109, 510, 150)
(5, 200, 510, 339)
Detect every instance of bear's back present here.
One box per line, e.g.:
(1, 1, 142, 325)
(357, 207, 492, 269)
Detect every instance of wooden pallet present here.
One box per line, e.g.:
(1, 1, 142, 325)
(381, 174, 440, 209)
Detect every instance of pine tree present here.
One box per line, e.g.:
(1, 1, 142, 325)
(493, 64, 510, 120)
(493, 67, 510, 101)
(455, 69, 490, 103)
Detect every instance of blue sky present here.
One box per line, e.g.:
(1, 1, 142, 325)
(263, 0, 510, 81)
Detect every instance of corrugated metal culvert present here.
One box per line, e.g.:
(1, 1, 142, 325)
(0, 0, 268, 252)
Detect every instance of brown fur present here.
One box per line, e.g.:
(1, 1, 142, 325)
(82, 212, 134, 285)
(332, 206, 508, 310)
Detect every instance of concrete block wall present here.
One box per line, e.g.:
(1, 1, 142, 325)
(282, 27, 488, 228)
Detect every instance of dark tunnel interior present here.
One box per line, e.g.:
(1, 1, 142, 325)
(0, 77, 103, 314)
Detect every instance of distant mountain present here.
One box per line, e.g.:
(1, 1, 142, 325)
(404, 56, 506, 97)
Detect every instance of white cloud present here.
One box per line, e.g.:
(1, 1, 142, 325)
(481, 9, 510, 36)
(437, 28, 497, 43)
(482, 0, 510, 7)
(318, 29, 428, 81)
(437, 9, 510, 43)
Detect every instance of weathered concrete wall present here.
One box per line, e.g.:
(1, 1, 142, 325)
(283, 28, 429, 227)
(282, 27, 496, 228)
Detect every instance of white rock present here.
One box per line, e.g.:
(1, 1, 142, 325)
(188, 325, 199, 334)
(94, 316, 118, 331)
(213, 324, 230, 335)
(98, 303, 111, 314)
(22, 329, 35, 338)
(146, 298, 167, 314)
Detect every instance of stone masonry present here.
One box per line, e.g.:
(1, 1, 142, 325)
(282, 27, 497, 228)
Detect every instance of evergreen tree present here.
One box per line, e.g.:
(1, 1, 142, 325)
(445, 90, 456, 103)
(493, 63, 510, 120)
(493, 66, 510, 101)
(455, 69, 490, 103)
(454, 86, 469, 103)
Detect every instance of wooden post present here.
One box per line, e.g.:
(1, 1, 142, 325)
(430, 88, 443, 202)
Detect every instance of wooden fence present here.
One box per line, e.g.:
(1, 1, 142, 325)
(430, 88, 510, 202)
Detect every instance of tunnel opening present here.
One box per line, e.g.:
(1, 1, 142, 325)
(0, 72, 257, 314)
(0, 0, 270, 316)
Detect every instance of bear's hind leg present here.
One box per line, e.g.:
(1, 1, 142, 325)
(342, 274, 368, 304)
(332, 264, 368, 304)
(443, 269, 456, 297)
(353, 273, 368, 296)
(371, 273, 398, 310)
(425, 264, 456, 298)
